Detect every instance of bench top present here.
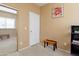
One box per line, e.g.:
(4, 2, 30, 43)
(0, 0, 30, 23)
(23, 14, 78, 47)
(0, 34, 9, 36)
(44, 39, 57, 42)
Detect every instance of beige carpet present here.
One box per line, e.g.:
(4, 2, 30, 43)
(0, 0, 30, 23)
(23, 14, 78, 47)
(0, 37, 17, 56)
(7, 44, 71, 56)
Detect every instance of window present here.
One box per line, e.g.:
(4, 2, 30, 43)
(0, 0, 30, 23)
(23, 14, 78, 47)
(0, 17, 15, 29)
(6, 18, 15, 28)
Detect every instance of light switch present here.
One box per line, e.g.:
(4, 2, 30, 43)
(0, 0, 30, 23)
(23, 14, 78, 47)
(64, 43, 67, 46)
(20, 42, 23, 45)
(25, 27, 27, 30)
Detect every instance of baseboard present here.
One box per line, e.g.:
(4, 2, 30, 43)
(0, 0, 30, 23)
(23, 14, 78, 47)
(18, 46, 31, 52)
(18, 43, 39, 52)
(6, 46, 31, 55)
(58, 48, 70, 54)
(19, 45, 70, 54)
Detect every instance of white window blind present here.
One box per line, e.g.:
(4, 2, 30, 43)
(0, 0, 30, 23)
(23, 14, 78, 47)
(0, 17, 15, 29)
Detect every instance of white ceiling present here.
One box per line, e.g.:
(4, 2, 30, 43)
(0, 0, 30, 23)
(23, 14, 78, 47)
(34, 3, 47, 6)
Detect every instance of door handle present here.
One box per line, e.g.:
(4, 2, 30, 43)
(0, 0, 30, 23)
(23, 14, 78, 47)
(30, 31, 32, 32)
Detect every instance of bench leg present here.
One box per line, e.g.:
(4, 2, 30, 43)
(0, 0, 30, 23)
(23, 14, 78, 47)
(55, 43, 57, 49)
(7, 35, 9, 39)
(47, 42, 48, 46)
(0, 37, 3, 40)
(53, 44, 55, 51)
(53, 43, 57, 51)
(44, 41, 46, 48)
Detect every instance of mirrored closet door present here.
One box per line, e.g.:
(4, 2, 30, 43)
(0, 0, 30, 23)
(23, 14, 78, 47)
(0, 4, 18, 55)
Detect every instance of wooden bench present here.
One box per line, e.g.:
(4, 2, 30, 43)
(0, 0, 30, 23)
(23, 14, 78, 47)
(0, 34, 9, 40)
(44, 39, 57, 51)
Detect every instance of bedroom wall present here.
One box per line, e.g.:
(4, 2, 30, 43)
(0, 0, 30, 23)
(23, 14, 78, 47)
(40, 3, 79, 52)
(4, 3, 40, 50)
(4, 3, 79, 52)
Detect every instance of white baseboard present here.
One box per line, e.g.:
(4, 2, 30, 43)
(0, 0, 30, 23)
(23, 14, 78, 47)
(18, 46, 31, 52)
(18, 43, 71, 54)
(58, 48, 70, 54)
(18, 43, 40, 51)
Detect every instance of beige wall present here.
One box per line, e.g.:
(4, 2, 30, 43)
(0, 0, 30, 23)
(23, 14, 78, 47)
(4, 3, 40, 49)
(4, 3, 79, 52)
(40, 3, 79, 52)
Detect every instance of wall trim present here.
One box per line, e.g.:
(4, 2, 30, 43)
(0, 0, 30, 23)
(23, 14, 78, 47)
(18, 43, 40, 51)
(18, 46, 31, 52)
(18, 44, 71, 54)
(58, 48, 70, 54)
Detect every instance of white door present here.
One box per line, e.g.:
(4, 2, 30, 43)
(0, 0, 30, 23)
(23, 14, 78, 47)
(29, 11, 40, 46)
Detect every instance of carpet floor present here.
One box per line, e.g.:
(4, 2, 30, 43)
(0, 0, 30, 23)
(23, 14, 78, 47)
(7, 44, 71, 56)
(0, 37, 17, 56)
